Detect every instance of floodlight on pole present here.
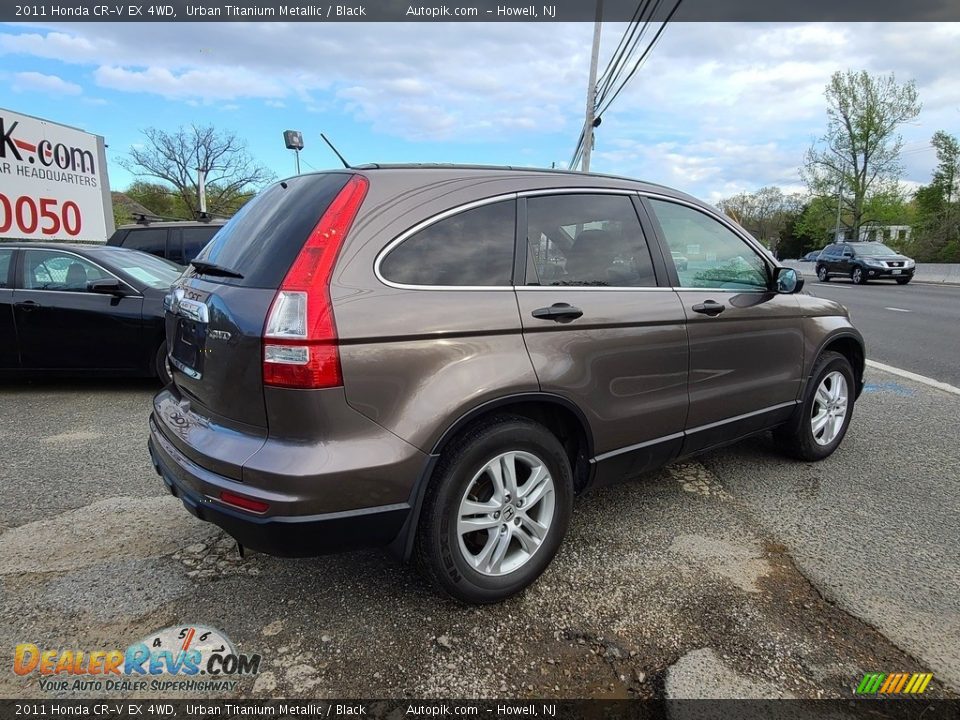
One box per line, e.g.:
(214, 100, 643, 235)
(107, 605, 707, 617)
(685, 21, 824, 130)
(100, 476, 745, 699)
(283, 130, 304, 175)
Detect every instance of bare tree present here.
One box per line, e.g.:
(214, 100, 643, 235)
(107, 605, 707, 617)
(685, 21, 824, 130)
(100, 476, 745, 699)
(718, 186, 804, 254)
(121, 125, 274, 219)
(802, 70, 920, 241)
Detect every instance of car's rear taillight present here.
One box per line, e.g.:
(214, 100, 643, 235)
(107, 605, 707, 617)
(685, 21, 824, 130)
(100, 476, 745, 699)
(263, 174, 368, 389)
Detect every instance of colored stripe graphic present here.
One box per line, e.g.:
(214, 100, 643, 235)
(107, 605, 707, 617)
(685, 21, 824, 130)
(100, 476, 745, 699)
(13, 139, 36, 153)
(856, 673, 886, 694)
(858, 672, 932, 694)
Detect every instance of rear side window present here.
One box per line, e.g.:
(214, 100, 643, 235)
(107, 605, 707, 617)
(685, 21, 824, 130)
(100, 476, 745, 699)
(525, 194, 656, 287)
(379, 200, 516, 287)
(122, 228, 168, 257)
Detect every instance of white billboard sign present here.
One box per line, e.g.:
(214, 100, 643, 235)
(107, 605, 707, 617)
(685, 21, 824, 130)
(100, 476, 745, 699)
(0, 107, 113, 242)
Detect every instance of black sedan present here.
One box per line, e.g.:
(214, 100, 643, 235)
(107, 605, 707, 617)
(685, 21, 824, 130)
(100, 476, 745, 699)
(0, 243, 182, 382)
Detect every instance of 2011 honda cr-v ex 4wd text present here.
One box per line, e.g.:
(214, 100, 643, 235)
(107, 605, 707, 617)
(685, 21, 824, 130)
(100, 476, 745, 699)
(148, 165, 865, 603)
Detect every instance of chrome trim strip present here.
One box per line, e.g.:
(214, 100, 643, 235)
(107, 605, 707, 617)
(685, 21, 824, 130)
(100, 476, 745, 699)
(177, 298, 209, 323)
(169, 356, 201, 380)
(518, 187, 640, 198)
(518, 286, 674, 292)
(592, 401, 800, 463)
(593, 432, 685, 463)
(684, 400, 799, 436)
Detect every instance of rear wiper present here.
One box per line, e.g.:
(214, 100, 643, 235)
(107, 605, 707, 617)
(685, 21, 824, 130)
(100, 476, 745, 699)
(189, 259, 244, 279)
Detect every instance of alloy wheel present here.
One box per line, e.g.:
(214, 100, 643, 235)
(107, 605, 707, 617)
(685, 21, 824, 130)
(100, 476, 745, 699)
(456, 451, 556, 576)
(811, 371, 849, 446)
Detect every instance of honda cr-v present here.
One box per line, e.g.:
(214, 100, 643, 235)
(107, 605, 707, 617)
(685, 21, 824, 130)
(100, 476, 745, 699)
(148, 166, 865, 603)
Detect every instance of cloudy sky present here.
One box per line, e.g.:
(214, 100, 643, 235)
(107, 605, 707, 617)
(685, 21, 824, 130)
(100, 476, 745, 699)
(1, 21, 957, 202)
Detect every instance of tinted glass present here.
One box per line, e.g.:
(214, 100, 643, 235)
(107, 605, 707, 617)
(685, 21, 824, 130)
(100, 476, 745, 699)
(380, 200, 516, 286)
(196, 173, 351, 289)
(122, 228, 168, 257)
(0, 249, 12, 288)
(525, 194, 656, 287)
(95, 247, 182, 289)
(182, 227, 219, 256)
(853, 242, 897, 256)
(822, 245, 840, 258)
(649, 199, 768, 290)
(22, 250, 111, 291)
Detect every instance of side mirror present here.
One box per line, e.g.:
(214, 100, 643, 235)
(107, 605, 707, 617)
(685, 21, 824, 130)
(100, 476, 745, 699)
(775, 267, 803, 294)
(87, 278, 124, 295)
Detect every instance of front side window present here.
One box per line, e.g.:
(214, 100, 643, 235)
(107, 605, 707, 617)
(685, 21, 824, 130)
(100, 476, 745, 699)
(525, 194, 656, 287)
(380, 200, 516, 286)
(22, 250, 111, 291)
(648, 199, 769, 290)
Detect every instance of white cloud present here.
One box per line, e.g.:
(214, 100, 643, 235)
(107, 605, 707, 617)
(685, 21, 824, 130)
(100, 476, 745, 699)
(1, 21, 957, 198)
(11, 70, 81, 96)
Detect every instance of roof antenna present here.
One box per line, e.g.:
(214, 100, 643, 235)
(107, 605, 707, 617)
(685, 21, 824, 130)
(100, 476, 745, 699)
(321, 133, 351, 169)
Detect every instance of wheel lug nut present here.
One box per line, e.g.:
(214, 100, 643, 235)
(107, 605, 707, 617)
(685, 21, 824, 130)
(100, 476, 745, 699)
(500, 525, 507, 533)
(493, 511, 500, 519)
(514, 517, 521, 526)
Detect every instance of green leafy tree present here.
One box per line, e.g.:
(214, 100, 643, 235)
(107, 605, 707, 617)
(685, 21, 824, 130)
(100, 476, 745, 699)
(802, 70, 921, 242)
(910, 131, 960, 262)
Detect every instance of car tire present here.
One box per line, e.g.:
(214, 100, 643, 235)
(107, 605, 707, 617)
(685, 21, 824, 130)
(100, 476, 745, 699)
(816, 265, 829, 282)
(774, 351, 855, 462)
(895, 277, 911, 285)
(852, 266, 867, 285)
(415, 414, 573, 604)
(155, 343, 172, 385)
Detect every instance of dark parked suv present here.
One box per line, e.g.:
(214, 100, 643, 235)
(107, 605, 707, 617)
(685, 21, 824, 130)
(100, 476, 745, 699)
(815, 241, 915, 285)
(108, 219, 225, 266)
(148, 166, 865, 603)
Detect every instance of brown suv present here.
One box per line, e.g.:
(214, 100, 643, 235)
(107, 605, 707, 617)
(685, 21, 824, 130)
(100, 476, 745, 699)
(148, 166, 865, 603)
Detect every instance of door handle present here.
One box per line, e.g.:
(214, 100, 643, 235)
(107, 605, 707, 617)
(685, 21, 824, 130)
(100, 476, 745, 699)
(531, 303, 584, 323)
(15, 300, 40, 313)
(691, 300, 725, 317)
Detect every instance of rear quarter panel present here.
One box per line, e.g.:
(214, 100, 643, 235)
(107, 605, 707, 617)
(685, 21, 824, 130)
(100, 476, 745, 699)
(332, 172, 544, 452)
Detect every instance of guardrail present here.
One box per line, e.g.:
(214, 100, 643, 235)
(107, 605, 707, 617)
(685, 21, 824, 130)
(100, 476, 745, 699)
(783, 260, 960, 285)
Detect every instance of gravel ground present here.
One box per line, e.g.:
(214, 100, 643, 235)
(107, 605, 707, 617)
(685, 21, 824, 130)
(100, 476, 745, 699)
(0, 370, 956, 700)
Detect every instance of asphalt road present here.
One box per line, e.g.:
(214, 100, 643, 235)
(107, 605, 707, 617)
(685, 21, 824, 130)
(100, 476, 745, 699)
(0, 372, 956, 700)
(802, 277, 960, 386)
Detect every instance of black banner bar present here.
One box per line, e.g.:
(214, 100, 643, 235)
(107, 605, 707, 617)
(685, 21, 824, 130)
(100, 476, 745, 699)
(1, 700, 959, 720)
(3, 0, 960, 23)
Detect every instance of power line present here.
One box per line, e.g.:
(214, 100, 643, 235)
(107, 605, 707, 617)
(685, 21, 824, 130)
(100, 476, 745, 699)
(569, 0, 682, 170)
(596, 0, 683, 117)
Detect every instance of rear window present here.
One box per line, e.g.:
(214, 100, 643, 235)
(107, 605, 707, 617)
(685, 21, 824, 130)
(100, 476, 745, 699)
(194, 173, 352, 288)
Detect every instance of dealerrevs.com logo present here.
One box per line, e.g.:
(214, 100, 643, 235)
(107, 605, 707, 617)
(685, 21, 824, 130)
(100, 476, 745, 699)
(13, 625, 261, 693)
(0, 115, 97, 178)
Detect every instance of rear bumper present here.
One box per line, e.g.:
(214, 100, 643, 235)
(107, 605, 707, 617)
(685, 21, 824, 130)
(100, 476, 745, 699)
(148, 415, 413, 556)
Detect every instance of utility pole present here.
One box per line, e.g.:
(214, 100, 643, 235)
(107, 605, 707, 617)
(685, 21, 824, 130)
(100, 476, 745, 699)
(833, 162, 844, 242)
(197, 167, 207, 216)
(580, 0, 603, 172)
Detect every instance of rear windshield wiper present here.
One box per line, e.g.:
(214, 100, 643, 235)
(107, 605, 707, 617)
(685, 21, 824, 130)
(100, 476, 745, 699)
(189, 259, 244, 279)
